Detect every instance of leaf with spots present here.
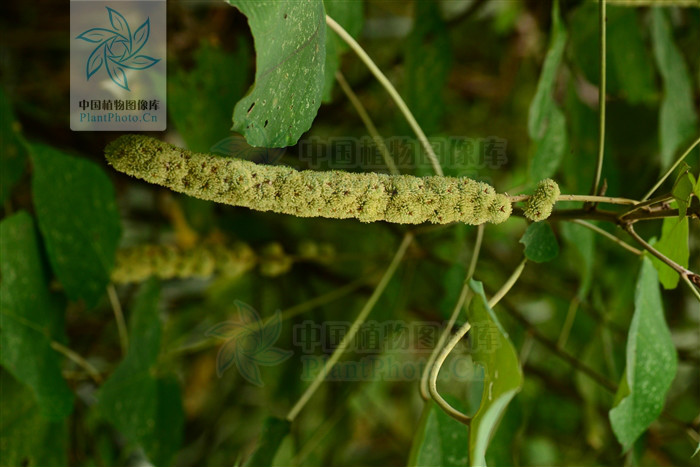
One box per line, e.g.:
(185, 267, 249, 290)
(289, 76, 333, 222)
(30, 144, 121, 307)
(225, 0, 326, 147)
(651, 7, 698, 169)
(0, 211, 74, 421)
(408, 400, 469, 467)
(0, 372, 68, 467)
(609, 258, 677, 452)
(467, 280, 523, 467)
(97, 279, 183, 464)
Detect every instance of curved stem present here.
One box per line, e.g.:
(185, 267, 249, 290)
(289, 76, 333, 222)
(642, 136, 700, 201)
(335, 71, 398, 175)
(569, 219, 642, 256)
(286, 233, 413, 422)
(326, 15, 443, 176)
(428, 319, 473, 424)
(420, 224, 484, 400)
(489, 258, 527, 308)
(591, 0, 607, 198)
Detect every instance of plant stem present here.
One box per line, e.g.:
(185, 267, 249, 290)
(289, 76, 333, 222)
(569, 219, 642, 255)
(335, 71, 399, 175)
(488, 258, 527, 308)
(428, 319, 473, 424)
(682, 275, 700, 303)
(51, 341, 102, 384)
(619, 194, 674, 220)
(625, 224, 700, 291)
(428, 256, 527, 424)
(420, 224, 484, 400)
(325, 15, 443, 176)
(107, 284, 128, 355)
(508, 194, 637, 205)
(591, 0, 607, 198)
(642, 135, 700, 201)
(286, 233, 413, 422)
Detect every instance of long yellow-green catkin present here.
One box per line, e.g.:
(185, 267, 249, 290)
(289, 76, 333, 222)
(105, 135, 512, 225)
(111, 241, 337, 283)
(524, 179, 560, 222)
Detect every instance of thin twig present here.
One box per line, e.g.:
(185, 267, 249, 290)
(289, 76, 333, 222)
(51, 341, 102, 384)
(286, 234, 414, 422)
(326, 15, 443, 176)
(625, 224, 700, 290)
(107, 284, 128, 355)
(570, 219, 642, 255)
(488, 258, 527, 308)
(508, 194, 637, 205)
(682, 275, 700, 303)
(420, 224, 484, 400)
(619, 194, 675, 220)
(591, 0, 607, 198)
(335, 71, 398, 175)
(642, 136, 700, 201)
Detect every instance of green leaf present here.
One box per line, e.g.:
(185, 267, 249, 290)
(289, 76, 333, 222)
(671, 163, 696, 219)
(609, 258, 677, 452)
(527, 0, 567, 140)
(225, 0, 326, 147)
(467, 280, 523, 467)
(0, 211, 74, 420)
(169, 40, 252, 153)
(322, 0, 363, 102)
(0, 88, 28, 204)
(244, 417, 292, 467)
(530, 105, 568, 181)
(0, 372, 68, 467)
(30, 144, 121, 307)
(649, 215, 689, 289)
(142, 376, 185, 466)
(519, 222, 559, 263)
(408, 401, 469, 467)
(98, 279, 183, 464)
(403, 0, 451, 136)
(651, 7, 698, 169)
(560, 221, 595, 298)
(607, 7, 656, 105)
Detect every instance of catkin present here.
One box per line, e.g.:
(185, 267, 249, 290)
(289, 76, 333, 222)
(105, 135, 513, 225)
(524, 179, 560, 222)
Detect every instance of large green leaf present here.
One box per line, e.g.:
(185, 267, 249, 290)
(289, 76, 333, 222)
(530, 105, 568, 181)
(0, 88, 28, 204)
(169, 40, 251, 153)
(519, 222, 559, 263)
(651, 7, 698, 169)
(527, 0, 566, 141)
(225, 0, 326, 147)
(98, 279, 183, 464)
(0, 211, 74, 420)
(467, 280, 523, 467)
(403, 0, 451, 136)
(322, 0, 363, 102)
(650, 215, 689, 289)
(30, 144, 121, 307)
(609, 258, 677, 451)
(408, 400, 469, 467)
(607, 7, 656, 105)
(244, 417, 292, 467)
(0, 372, 68, 466)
